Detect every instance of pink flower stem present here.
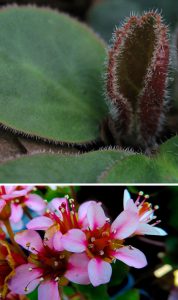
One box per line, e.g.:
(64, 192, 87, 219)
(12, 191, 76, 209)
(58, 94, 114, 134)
(138, 236, 165, 247)
(3, 219, 26, 258)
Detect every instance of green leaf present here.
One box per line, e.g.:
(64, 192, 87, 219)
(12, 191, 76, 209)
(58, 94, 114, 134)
(0, 6, 107, 144)
(1, 135, 178, 183)
(100, 136, 178, 183)
(87, 0, 141, 42)
(115, 289, 140, 300)
(63, 286, 76, 297)
(73, 284, 109, 300)
(109, 260, 129, 287)
(0, 149, 132, 183)
(28, 289, 38, 300)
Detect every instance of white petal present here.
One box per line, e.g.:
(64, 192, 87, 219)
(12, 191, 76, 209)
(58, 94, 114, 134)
(136, 223, 167, 236)
(123, 189, 131, 209)
(88, 258, 112, 286)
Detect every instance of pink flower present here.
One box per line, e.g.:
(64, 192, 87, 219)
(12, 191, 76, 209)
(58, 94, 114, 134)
(9, 230, 90, 300)
(26, 197, 99, 246)
(60, 202, 147, 286)
(0, 186, 46, 225)
(123, 189, 167, 236)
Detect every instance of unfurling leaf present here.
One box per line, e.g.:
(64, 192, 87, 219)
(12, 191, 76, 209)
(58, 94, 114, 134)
(106, 12, 170, 150)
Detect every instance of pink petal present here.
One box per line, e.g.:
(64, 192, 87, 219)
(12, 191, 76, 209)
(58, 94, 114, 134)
(49, 198, 68, 217)
(62, 229, 86, 253)
(21, 186, 34, 193)
(4, 186, 16, 194)
(78, 201, 97, 224)
(113, 246, 147, 268)
(27, 216, 54, 230)
(66, 253, 90, 284)
(88, 258, 112, 286)
(11, 219, 24, 231)
(10, 203, 23, 223)
(38, 280, 60, 300)
(124, 199, 138, 214)
(3, 188, 30, 200)
(139, 210, 153, 222)
(0, 199, 6, 212)
(136, 223, 167, 236)
(111, 211, 139, 239)
(123, 189, 131, 209)
(25, 194, 46, 212)
(53, 231, 64, 251)
(87, 203, 106, 230)
(15, 230, 43, 253)
(8, 263, 43, 294)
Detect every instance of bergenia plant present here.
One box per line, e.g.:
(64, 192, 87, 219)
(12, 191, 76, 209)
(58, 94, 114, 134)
(0, 6, 178, 183)
(0, 185, 167, 299)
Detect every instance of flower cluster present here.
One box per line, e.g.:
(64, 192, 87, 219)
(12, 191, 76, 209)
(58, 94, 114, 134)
(0, 186, 167, 300)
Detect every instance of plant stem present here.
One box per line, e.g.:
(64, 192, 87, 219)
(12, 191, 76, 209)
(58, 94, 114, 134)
(138, 236, 165, 247)
(3, 219, 26, 258)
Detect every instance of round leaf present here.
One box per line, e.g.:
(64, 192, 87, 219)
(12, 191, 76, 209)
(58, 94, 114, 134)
(0, 6, 107, 144)
(0, 149, 132, 183)
(100, 136, 178, 183)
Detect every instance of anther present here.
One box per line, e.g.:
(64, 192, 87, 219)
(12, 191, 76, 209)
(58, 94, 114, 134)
(144, 195, 149, 199)
(139, 191, 144, 196)
(26, 242, 31, 248)
(91, 237, 95, 242)
(88, 244, 94, 249)
(15, 199, 20, 203)
(54, 261, 59, 267)
(24, 287, 29, 292)
(28, 267, 33, 271)
(60, 255, 65, 259)
(55, 277, 59, 282)
(99, 250, 104, 256)
(40, 277, 44, 282)
(65, 195, 69, 199)
(154, 205, 159, 210)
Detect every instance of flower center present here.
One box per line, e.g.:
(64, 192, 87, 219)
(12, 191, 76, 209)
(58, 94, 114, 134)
(85, 223, 123, 262)
(24, 245, 68, 292)
(45, 198, 79, 234)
